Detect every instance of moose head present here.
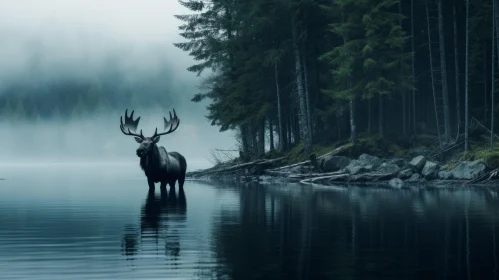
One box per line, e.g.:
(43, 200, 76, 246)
(119, 109, 180, 158)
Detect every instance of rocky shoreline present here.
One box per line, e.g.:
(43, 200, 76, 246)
(187, 147, 499, 188)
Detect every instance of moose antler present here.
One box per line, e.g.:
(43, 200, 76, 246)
(120, 109, 144, 139)
(152, 109, 180, 138)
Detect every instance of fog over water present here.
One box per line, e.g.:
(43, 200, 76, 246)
(0, 0, 236, 171)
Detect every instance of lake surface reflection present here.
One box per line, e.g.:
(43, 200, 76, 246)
(0, 164, 498, 279)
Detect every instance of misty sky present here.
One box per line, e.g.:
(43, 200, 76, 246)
(0, 0, 236, 170)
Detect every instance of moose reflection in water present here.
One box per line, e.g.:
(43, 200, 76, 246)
(121, 187, 187, 260)
(119, 109, 187, 192)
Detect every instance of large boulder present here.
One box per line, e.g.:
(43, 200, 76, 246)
(320, 155, 351, 172)
(422, 161, 439, 179)
(407, 173, 422, 182)
(409, 156, 427, 173)
(376, 163, 401, 175)
(389, 178, 404, 188)
(397, 168, 413, 179)
(358, 154, 382, 168)
(438, 170, 453, 180)
(388, 158, 406, 168)
(345, 160, 367, 175)
(406, 148, 432, 159)
(450, 160, 487, 179)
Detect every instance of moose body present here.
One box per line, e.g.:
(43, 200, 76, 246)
(120, 109, 187, 191)
(139, 147, 187, 190)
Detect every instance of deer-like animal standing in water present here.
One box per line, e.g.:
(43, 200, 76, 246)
(119, 109, 187, 191)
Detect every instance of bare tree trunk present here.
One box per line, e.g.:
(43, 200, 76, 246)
(379, 95, 384, 136)
(350, 99, 357, 144)
(426, 0, 441, 142)
(240, 124, 249, 158)
(275, 62, 284, 152)
(249, 123, 258, 157)
(454, 6, 462, 140)
(399, 1, 407, 136)
(437, 0, 452, 142)
(258, 118, 265, 156)
(269, 118, 275, 151)
(302, 51, 312, 140)
(485, 45, 489, 124)
(292, 22, 312, 156)
(294, 115, 300, 144)
(337, 114, 341, 141)
(411, 0, 416, 135)
(465, 0, 470, 151)
(492, 0, 496, 151)
(343, 26, 357, 144)
(368, 98, 372, 134)
(496, 0, 499, 69)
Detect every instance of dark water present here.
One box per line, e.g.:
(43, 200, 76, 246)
(1, 164, 499, 279)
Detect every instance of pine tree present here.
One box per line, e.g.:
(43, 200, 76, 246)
(13, 98, 27, 121)
(0, 97, 13, 118)
(437, 0, 452, 142)
(362, 0, 412, 135)
(320, 0, 365, 144)
(71, 94, 86, 120)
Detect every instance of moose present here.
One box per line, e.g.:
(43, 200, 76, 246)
(119, 109, 187, 191)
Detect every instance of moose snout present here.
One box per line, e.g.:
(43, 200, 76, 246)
(136, 148, 146, 157)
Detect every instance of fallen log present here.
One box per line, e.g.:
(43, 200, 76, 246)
(187, 157, 287, 177)
(268, 144, 350, 172)
(348, 172, 395, 182)
(300, 173, 350, 185)
(289, 170, 347, 180)
(465, 168, 496, 185)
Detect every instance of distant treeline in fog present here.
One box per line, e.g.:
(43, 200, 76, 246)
(0, 62, 178, 121)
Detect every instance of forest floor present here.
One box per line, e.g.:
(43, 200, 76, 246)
(187, 134, 499, 188)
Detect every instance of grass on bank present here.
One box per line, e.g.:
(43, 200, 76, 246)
(232, 132, 499, 170)
(264, 134, 437, 166)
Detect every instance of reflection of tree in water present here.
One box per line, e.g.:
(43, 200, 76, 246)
(120, 187, 187, 263)
(209, 183, 499, 280)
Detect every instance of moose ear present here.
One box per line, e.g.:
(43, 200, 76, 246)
(134, 137, 143, 143)
(152, 136, 160, 143)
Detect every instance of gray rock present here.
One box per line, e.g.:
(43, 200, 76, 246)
(388, 158, 406, 168)
(406, 148, 432, 158)
(438, 170, 453, 180)
(376, 163, 401, 175)
(422, 161, 439, 179)
(407, 173, 421, 182)
(320, 155, 351, 172)
(358, 154, 382, 168)
(450, 160, 487, 179)
(389, 178, 404, 188)
(345, 160, 366, 175)
(397, 168, 413, 179)
(409, 156, 427, 172)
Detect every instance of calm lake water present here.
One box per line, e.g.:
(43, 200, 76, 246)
(1, 164, 499, 280)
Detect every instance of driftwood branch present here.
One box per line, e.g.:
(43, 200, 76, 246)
(269, 144, 350, 172)
(187, 157, 288, 178)
(471, 117, 499, 139)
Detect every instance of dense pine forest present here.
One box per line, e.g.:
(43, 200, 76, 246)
(174, 0, 499, 163)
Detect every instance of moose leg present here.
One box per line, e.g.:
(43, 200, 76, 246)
(178, 175, 185, 190)
(160, 181, 167, 192)
(168, 180, 176, 191)
(147, 178, 155, 190)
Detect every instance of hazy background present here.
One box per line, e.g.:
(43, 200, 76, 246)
(0, 0, 237, 171)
